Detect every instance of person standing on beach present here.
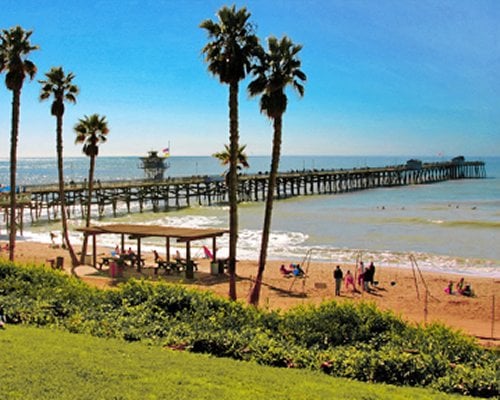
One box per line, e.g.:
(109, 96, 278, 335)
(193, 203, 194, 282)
(367, 262, 376, 289)
(358, 261, 365, 289)
(344, 270, 356, 292)
(363, 262, 373, 291)
(333, 265, 343, 296)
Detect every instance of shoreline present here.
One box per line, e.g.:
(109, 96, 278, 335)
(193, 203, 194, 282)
(1, 240, 499, 346)
(7, 233, 500, 279)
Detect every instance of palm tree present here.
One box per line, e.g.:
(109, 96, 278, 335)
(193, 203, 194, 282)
(74, 114, 109, 264)
(247, 36, 306, 306)
(39, 66, 79, 271)
(0, 26, 38, 262)
(201, 5, 260, 300)
(213, 143, 250, 172)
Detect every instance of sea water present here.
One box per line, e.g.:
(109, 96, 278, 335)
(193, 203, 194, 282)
(0, 155, 498, 278)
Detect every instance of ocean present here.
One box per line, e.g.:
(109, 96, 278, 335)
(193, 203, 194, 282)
(0, 155, 498, 278)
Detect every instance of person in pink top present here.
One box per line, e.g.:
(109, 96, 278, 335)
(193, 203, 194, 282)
(344, 270, 356, 292)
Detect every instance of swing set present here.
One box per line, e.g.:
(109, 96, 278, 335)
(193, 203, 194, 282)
(285, 249, 439, 311)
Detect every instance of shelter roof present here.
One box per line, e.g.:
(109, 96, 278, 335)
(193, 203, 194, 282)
(77, 224, 228, 242)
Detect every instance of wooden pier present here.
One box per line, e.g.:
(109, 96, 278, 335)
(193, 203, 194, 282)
(1, 159, 487, 224)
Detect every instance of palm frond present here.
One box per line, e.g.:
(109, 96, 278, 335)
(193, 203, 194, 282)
(248, 35, 306, 119)
(39, 66, 79, 115)
(0, 26, 39, 90)
(200, 5, 260, 84)
(73, 113, 109, 156)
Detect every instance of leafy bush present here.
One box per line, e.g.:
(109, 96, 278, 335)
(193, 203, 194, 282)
(0, 261, 497, 398)
(432, 363, 500, 397)
(278, 301, 405, 349)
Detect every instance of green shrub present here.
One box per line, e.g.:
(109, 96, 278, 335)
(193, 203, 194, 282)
(279, 301, 404, 349)
(432, 363, 499, 397)
(0, 261, 497, 398)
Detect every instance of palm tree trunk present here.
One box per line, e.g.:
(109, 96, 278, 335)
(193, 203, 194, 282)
(249, 115, 283, 306)
(8, 89, 21, 262)
(80, 155, 95, 264)
(56, 115, 79, 271)
(227, 80, 239, 301)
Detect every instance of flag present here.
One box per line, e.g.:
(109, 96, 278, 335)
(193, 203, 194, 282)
(162, 147, 170, 158)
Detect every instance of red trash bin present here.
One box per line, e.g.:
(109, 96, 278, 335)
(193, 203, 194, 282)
(109, 261, 117, 278)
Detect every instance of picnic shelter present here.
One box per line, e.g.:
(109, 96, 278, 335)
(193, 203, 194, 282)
(77, 224, 228, 279)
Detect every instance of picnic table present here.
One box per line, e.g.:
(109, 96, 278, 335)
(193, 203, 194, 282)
(98, 254, 145, 270)
(122, 253, 145, 268)
(98, 256, 120, 270)
(153, 259, 198, 275)
(153, 260, 176, 275)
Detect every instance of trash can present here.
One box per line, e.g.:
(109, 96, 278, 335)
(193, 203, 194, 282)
(185, 260, 195, 280)
(218, 259, 226, 274)
(109, 261, 117, 278)
(210, 262, 219, 275)
(55, 256, 64, 270)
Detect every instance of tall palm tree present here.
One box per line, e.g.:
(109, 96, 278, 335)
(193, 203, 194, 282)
(74, 114, 109, 264)
(39, 66, 79, 271)
(0, 26, 38, 261)
(247, 36, 306, 306)
(201, 5, 260, 300)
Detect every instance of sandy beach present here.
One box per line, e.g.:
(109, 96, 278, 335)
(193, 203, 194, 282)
(1, 241, 498, 346)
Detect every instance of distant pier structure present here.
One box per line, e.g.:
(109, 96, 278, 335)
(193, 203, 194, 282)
(1, 157, 487, 224)
(140, 151, 169, 181)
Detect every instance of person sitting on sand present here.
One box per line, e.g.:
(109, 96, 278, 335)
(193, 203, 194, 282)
(461, 284, 474, 297)
(444, 281, 453, 295)
(291, 264, 305, 277)
(280, 264, 293, 276)
(456, 277, 465, 294)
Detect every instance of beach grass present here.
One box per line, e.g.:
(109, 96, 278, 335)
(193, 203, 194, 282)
(0, 324, 474, 400)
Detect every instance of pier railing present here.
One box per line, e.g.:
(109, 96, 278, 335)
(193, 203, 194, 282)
(2, 160, 486, 224)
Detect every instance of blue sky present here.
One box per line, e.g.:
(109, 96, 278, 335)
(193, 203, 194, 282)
(0, 0, 498, 158)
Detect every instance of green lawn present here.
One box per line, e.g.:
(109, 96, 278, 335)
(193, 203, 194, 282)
(0, 325, 473, 400)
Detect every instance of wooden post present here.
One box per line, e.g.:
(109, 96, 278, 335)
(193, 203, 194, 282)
(410, 256, 420, 301)
(92, 234, 97, 268)
(185, 241, 193, 279)
(492, 294, 496, 339)
(212, 236, 217, 262)
(136, 238, 142, 272)
(424, 289, 429, 324)
(165, 237, 170, 262)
